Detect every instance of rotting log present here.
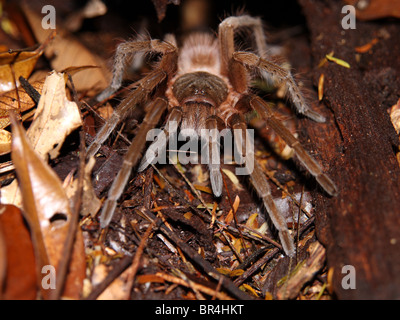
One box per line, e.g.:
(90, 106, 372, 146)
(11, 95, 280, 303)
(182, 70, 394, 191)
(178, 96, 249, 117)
(298, 0, 400, 299)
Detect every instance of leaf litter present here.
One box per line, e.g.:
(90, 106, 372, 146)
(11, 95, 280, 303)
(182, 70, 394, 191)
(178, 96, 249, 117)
(0, 1, 333, 301)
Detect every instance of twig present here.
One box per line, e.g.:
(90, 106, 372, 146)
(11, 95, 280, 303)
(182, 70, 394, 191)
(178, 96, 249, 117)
(173, 269, 206, 300)
(125, 218, 157, 298)
(234, 247, 280, 287)
(233, 216, 315, 287)
(151, 164, 281, 248)
(19, 76, 41, 104)
(155, 272, 233, 300)
(49, 132, 86, 300)
(137, 206, 253, 300)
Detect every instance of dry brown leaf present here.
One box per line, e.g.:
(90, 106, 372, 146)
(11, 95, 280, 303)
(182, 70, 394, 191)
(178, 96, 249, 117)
(22, 3, 110, 93)
(0, 79, 44, 112)
(0, 129, 12, 155)
(0, 48, 43, 93)
(221, 168, 243, 191)
(27, 71, 82, 159)
(0, 71, 82, 206)
(0, 204, 37, 300)
(0, 79, 44, 155)
(10, 115, 85, 299)
(0, 66, 95, 153)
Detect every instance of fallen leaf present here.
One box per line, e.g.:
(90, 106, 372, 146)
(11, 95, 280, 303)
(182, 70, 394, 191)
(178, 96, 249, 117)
(22, 3, 110, 93)
(389, 99, 400, 135)
(318, 73, 324, 101)
(216, 267, 231, 276)
(10, 114, 85, 299)
(245, 213, 259, 230)
(0, 79, 45, 155)
(0, 29, 55, 93)
(27, 71, 82, 159)
(355, 38, 379, 53)
(325, 53, 351, 68)
(229, 269, 244, 277)
(240, 283, 259, 297)
(222, 168, 243, 190)
(0, 65, 96, 153)
(0, 48, 43, 93)
(0, 79, 44, 115)
(194, 184, 212, 194)
(224, 195, 240, 225)
(0, 204, 37, 300)
(0, 129, 11, 155)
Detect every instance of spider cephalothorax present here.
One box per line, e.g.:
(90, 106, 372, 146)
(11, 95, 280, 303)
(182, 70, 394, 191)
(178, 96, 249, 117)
(87, 15, 337, 257)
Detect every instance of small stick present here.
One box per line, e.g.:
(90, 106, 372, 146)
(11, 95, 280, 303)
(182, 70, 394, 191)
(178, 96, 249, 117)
(234, 216, 315, 287)
(156, 272, 233, 300)
(125, 218, 157, 299)
(49, 132, 86, 300)
(138, 206, 253, 300)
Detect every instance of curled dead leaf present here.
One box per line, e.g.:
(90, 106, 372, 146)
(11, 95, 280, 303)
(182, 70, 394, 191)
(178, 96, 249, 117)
(22, 3, 110, 93)
(27, 71, 82, 159)
(0, 129, 11, 155)
(10, 114, 85, 299)
(0, 48, 43, 93)
(0, 204, 37, 300)
(0, 31, 55, 93)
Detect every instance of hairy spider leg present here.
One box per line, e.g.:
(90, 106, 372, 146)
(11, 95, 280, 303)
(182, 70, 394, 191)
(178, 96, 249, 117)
(99, 97, 168, 228)
(204, 115, 225, 197)
(87, 71, 166, 159)
(138, 106, 182, 171)
(218, 16, 325, 122)
(218, 15, 267, 73)
(87, 40, 178, 159)
(97, 40, 177, 102)
(249, 95, 338, 197)
(233, 51, 325, 122)
(228, 113, 296, 257)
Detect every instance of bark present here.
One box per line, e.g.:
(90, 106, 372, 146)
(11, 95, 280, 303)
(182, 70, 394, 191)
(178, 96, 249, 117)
(298, 0, 400, 299)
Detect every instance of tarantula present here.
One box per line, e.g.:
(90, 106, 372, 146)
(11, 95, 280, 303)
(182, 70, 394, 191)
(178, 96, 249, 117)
(87, 15, 337, 257)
